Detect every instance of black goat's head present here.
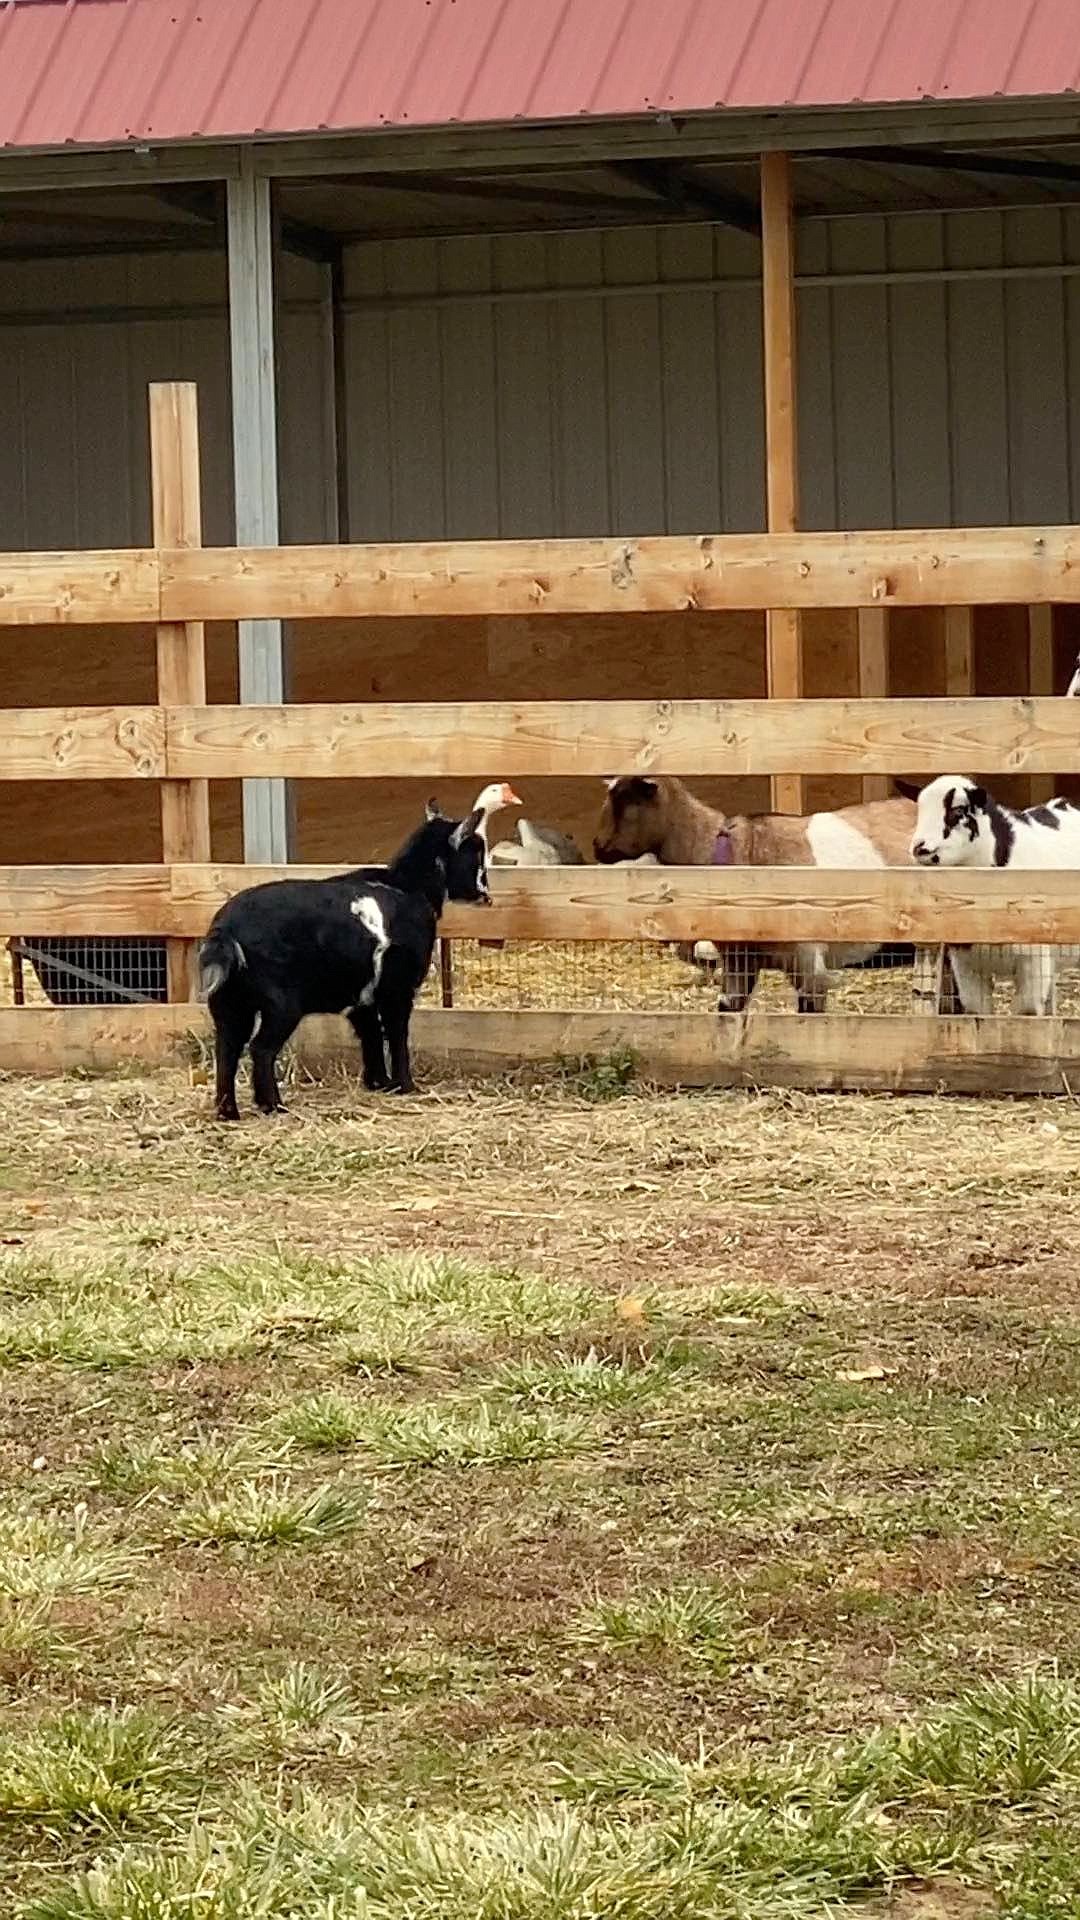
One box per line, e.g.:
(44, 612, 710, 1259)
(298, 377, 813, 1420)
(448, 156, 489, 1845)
(444, 806, 490, 904)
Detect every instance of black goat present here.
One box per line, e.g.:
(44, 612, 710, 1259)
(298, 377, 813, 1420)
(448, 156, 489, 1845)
(199, 803, 489, 1120)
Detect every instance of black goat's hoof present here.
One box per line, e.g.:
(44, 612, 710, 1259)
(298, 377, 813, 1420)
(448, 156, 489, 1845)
(389, 1082, 417, 1096)
(363, 1076, 391, 1092)
(256, 1102, 287, 1117)
(215, 1106, 241, 1123)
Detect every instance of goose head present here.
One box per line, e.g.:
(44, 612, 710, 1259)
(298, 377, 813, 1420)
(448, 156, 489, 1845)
(473, 782, 522, 818)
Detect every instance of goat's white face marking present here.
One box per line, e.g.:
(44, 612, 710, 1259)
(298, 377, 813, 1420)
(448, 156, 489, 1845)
(350, 894, 390, 1006)
(1068, 655, 1080, 699)
(910, 777, 983, 867)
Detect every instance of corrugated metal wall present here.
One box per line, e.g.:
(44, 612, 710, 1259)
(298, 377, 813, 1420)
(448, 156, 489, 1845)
(343, 206, 1080, 537)
(1, 203, 1079, 545)
(0, 250, 334, 548)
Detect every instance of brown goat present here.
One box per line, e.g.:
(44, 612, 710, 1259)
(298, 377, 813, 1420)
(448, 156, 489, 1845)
(593, 776, 917, 1013)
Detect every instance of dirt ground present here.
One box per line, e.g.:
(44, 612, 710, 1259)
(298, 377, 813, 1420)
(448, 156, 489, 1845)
(1, 1065, 1079, 1915)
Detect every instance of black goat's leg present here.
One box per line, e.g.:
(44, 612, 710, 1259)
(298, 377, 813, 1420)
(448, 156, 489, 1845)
(249, 1009, 300, 1114)
(211, 994, 256, 1121)
(347, 1005, 390, 1090)
(378, 991, 417, 1095)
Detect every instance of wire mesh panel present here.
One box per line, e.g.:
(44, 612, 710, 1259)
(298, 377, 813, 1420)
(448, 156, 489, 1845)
(8, 938, 168, 1006)
(428, 940, 1080, 1017)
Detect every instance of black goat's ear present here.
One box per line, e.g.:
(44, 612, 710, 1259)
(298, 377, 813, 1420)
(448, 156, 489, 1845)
(625, 776, 659, 802)
(426, 797, 442, 821)
(967, 785, 988, 813)
(449, 807, 483, 851)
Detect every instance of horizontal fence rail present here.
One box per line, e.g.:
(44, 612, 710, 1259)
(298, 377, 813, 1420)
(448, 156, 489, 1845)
(5, 864, 1080, 944)
(160, 530, 1080, 620)
(0, 551, 159, 625)
(7, 699, 1080, 780)
(3, 526, 1080, 627)
(6, 1006, 1080, 1097)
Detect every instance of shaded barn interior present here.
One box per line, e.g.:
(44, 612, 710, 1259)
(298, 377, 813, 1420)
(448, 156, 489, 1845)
(4, 153, 1080, 875)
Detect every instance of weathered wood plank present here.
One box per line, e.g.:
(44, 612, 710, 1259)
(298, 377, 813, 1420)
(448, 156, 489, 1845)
(0, 529, 1077, 630)
(857, 608, 891, 802)
(151, 382, 211, 1002)
(408, 1009, 1080, 1095)
(0, 551, 158, 625)
(944, 605, 974, 696)
(457, 866, 1080, 944)
(0, 867, 182, 937)
(159, 527, 1080, 621)
(4, 863, 1080, 944)
(4, 1004, 1080, 1098)
(1027, 603, 1057, 805)
(163, 696, 1080, 780)
(6, 692, 1080, 784)
(0, 709, 165, 780)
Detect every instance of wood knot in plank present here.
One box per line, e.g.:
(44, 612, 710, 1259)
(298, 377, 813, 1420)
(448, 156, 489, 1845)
(610, 543, 636, 590)
(117, 715, 161, 775)
(870, 575, 894, 601)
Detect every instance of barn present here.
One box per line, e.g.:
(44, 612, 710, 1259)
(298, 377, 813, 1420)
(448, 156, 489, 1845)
(3, 0, 1080, 1084)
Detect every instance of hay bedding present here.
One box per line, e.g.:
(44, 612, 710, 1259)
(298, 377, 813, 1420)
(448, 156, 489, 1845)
(5, 940, 1079, 1018)
(430, 941, 1080, 1017)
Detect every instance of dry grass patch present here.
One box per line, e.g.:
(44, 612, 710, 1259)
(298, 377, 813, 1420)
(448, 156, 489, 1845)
(1, 1070, 1080, 1913)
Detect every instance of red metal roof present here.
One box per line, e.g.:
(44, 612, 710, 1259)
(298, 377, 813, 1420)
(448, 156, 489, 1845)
(2, 0, 1079, 155)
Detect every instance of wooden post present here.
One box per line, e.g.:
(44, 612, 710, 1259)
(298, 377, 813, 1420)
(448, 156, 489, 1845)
(857, 609, 890, 802)
(760, 152, 803, 816)
(921, 604, 976, 1015)
(1028, 604, 1056, 803)
(943, 606, 974, 697)
(150, 382, 211, 1002)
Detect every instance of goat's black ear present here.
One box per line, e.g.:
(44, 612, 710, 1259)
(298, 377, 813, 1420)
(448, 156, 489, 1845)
(449, 807, 483, 851)
(426, 797, 442, 821)
(625, 777, 659, 802)
(967, 785, 988, 813)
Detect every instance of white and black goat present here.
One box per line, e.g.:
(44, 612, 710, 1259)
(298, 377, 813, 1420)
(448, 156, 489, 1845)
(911, 775, 1080, 1014)
(199, 802, 490, 1120)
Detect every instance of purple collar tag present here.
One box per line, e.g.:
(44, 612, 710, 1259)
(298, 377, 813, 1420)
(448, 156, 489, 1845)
(712, 830, 733, 866)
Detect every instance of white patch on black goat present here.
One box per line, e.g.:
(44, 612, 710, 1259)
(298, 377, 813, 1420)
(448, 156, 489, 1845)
(350, 894, 389, 1007)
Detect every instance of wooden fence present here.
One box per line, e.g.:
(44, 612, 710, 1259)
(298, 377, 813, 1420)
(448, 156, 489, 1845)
(6, 381, 1080, 1093)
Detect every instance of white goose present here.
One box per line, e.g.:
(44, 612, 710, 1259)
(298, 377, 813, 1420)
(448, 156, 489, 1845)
(472, 782, 522, 840)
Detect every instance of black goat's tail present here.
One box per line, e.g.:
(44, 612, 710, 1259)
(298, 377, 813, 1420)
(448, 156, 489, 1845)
(198, 932, 245, 1000)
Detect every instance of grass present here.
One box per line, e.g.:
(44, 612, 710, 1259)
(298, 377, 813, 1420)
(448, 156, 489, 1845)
(580, 1584, 747, 1670)
(0, 1707, 197, 1834)
(0, 1507, 136, 1600)
(278, 1392, 587, 1465)
(3, 1068, 1080, 1912)
(172, 1477, 367, 1546)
